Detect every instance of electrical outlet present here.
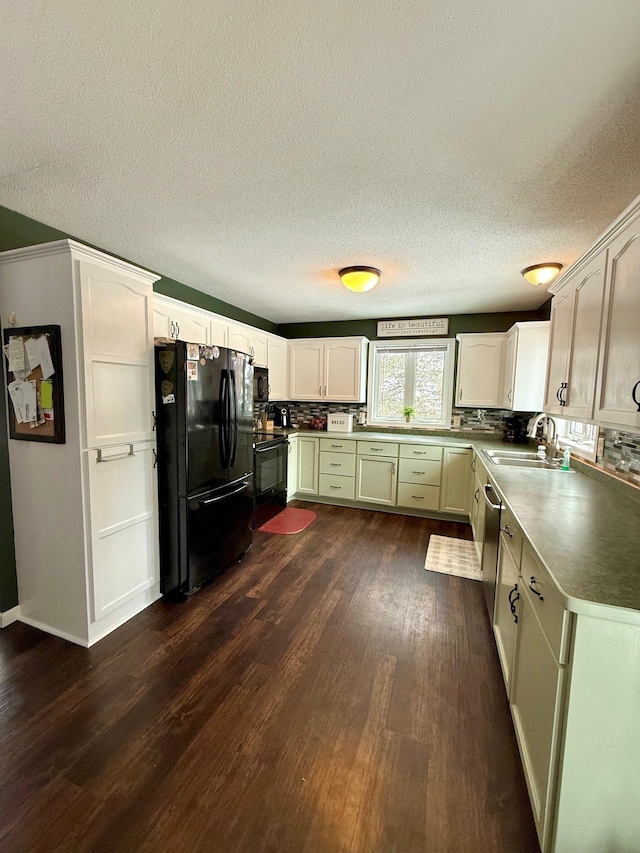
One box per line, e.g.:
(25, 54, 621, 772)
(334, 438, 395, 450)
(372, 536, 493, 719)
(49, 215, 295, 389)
(452, 415, 461, 427)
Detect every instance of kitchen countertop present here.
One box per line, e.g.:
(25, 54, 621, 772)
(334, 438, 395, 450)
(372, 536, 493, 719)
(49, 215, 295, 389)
(287, 427, 640, 624)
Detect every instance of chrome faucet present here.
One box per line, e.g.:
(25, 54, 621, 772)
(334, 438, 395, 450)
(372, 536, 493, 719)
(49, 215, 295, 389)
(528, 413, 559, 458)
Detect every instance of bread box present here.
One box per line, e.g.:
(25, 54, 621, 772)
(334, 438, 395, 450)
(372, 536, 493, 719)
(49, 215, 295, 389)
(327, 413, 354, 432)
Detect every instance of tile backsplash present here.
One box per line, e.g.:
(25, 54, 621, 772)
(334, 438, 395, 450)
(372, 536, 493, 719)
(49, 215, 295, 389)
(260, 400, 529, 436)
(599, 428, 640, 488)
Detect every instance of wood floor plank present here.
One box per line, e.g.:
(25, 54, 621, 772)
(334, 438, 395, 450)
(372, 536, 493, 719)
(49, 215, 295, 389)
(0, 502, 539, 852)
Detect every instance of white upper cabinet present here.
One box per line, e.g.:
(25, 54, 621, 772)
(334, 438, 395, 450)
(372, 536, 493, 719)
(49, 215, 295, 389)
(152, 294, 210, 344)
(289, 337, 368, 402)
(455, 334, 504, 408)
(544, 252, 606, 419)
(594, 221, 640, 429)
(228, 323, 268, 365)
(249, 332, 268, 367)
(210, 317, 229, 347)
(267, 336, 288, 400)
(500, 322, 550, 412)
(228, 324, 251, 356)
(78, 258, 156, 448)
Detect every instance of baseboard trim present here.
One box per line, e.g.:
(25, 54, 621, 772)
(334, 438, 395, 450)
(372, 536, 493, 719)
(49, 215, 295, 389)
(18, 615, 89, 647)
(0, 605, 21, 628)
(291, 493, 471, 524)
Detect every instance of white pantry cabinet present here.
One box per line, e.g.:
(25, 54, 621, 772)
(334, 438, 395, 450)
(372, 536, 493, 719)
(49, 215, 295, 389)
(289, 337, 368, 402)
(543, 252, 606, 418)
(455, 334, 504, 408)
(0, 240, 161, 646)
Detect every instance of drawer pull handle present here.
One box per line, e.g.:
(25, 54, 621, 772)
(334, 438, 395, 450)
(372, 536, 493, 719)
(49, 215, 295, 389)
(471, 457, 476, 471)
(97, 444, 134, 463)
(330, 463, 342, 467)
(412, 495, 424, 500)
(508, 584, 519, 623)
(370, 447, 383, 451)
(412, 470, 425, 475)
(330, 485, 342, 490)
(331, 444, 343, 448)
(413, 451, 427, 454)
(632, 379, 640, 411)
(501, 525, 513, 538)
(474, 488, 479, 503)
(529, 577, 544, 601)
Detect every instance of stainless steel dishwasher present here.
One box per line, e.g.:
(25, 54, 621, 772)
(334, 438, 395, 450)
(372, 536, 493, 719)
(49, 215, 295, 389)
(480, 482, 502, 620)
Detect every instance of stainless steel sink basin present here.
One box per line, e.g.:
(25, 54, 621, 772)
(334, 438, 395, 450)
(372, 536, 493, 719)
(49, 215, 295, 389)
(482, 448, 569, 470)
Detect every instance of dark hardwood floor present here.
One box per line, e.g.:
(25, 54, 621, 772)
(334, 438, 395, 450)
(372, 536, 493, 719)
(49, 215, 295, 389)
(0, 503, 540, 853)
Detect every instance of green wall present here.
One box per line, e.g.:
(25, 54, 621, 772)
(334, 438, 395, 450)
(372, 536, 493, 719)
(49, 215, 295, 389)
(278, 302, 551, 340)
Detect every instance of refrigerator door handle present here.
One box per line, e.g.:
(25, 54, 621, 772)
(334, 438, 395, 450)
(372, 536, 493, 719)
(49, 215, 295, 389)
(199, 481, 249, 506)
(230, 372, 238, 466)
(220, 372, 229, 468)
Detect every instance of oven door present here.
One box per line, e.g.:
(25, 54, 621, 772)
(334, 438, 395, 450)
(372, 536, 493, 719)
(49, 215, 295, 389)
(254, 440, 288, 508)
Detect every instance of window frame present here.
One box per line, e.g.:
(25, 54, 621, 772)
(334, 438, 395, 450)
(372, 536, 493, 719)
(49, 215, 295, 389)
(366, 337, 456, 429)
(555, 417, 599, 462)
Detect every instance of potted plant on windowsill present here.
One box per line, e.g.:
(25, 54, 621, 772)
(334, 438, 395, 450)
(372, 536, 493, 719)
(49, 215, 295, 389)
(402, 406, 415, 424)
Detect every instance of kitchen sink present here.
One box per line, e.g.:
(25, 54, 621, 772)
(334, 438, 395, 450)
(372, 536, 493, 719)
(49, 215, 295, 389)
(482, 448, 569, 470)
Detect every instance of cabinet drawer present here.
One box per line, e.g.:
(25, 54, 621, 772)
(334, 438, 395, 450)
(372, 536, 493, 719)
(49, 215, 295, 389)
(357, 440, 398, 456)
(397, 483, 440, 510)
(520, 542, 571, 664)
(319, 473, 355, 500)
(499, 503, 523, 566)
(319, 451, 356, 477)
(398, 457, 441, 486)
(319, 437, 356, 454)
(399, 444, 443, 461)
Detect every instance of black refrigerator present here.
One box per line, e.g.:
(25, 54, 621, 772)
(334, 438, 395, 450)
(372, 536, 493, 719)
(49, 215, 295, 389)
(155, 341, 254, 596)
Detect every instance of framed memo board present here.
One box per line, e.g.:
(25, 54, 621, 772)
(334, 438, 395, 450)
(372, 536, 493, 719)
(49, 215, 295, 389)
(2, 325, 65, 443)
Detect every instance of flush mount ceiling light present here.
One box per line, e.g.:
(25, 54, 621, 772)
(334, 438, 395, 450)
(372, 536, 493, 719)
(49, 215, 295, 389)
(339, 265, 381, 292)
(521, 262, 563, 286)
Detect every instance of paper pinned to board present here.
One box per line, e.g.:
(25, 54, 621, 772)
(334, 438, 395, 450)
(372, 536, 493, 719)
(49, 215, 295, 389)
(35, 335, 54, 379)
(40, 379, 54, 409)
(23, 338, 40, 372)
(4, 339, 26, 373)
(8, 378, 38, 423)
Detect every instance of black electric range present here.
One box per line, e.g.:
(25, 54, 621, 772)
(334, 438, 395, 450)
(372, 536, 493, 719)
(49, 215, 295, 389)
(252, 431, 289, 528)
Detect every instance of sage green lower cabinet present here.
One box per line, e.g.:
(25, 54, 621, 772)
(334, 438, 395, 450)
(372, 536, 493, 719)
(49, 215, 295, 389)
(296, 435, 319, 495)
(493, 537, 520, 695)
(510, 583, 567, 848)
(286, 436, 297, 500)
(355, 455, 397, 505)
(440, 447, 471, 514)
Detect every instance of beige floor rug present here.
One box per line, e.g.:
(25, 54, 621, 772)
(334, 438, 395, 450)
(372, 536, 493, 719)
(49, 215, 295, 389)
(424, 535, 482, 581)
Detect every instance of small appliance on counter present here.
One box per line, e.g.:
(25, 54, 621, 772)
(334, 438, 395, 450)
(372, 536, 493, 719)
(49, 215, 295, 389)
(503, 415, 529, 444)
(267, 403, 292, 428)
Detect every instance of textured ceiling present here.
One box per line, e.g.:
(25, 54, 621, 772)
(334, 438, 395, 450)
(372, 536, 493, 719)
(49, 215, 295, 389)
(2, 1, 640, 324)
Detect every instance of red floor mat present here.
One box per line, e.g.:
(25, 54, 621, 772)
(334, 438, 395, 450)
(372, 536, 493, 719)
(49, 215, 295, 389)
(258, 507, 316, 534)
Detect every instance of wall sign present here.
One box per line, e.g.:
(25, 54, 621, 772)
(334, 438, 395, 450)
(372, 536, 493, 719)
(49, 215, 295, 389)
(377, 318, 449, 337)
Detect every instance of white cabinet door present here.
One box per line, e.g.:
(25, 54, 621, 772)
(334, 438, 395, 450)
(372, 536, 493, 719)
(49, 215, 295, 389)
(228, 325, 252, 356)
(563, 257, 607, 420)
(78, 259, 155, 448)
(493, 541, 520, 696)
(511, 588, 566, 844)
(594, 222, 640, 429)
(324, 340, 365, 401)
(153, 297, 174, 339)
(439, 447, 471, 514)
(268, 337, 288, 400)
(501, 330, 517, 408)
(250, 332, 268, 367)
(171, 305, 211, 345)
(356, 456, 397, 505)
(456, 335, 504, 408)
(210, 318, 229, 348)
(297, 435, 319, 494)
(87, 441, 159, 620)
(544, 286, 574, 415)
(290, 341, 324, 400)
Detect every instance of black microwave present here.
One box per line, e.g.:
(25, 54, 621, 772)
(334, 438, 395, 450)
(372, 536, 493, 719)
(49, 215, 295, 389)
(253, 366, 269, 402)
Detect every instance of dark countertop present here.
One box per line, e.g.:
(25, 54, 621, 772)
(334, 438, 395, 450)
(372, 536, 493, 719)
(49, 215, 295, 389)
(286, 428, 640, 623)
